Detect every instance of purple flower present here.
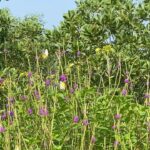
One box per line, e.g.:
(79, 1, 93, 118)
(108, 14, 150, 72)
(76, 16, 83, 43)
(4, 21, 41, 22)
(45, 79, 51, 87)
(73, 116, 79, 123)
(28, 72, 32, 78)
(144, 94, 150, 99)
(28, 108, 33, 115)
(34, 90, 40, 100)
(1, 112, 7, 120)
(39, 107, 48, 116)
(0, 78, 4, 84)
(114, 114, 121, 120)
(0, 126, 5, 133)
(60, 74, 67, 82)
(9, 111, 14, 117)
(28, 80, 34, 86)
(122, 89, 127, 96)
(114, 140, 119, 147)
(82, 119, 89, 126)
(91, 136, 96, 144)
(77, 51, 81, 57)
(73, 83, 78, 89)
(7, 97, 14, 103)
(70, 88, 74, 94)
(124, 78, 129, 83)
(20, 95, 27, 101)
(112, 125, 116, 129)
(50, 70, 56, 75)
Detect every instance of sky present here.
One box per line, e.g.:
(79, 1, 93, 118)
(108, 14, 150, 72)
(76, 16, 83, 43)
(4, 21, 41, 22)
(0, 0, 76, 29)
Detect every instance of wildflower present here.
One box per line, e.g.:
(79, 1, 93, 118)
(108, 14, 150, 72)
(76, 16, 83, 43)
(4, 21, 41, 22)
(114, 140, 119, 147)
(9, 111, 14, 117)
(0, 78, 4, 84)
(1, 112, 7, 120)
(73, 83, 78, 89)
(20, 95, 27, 101)
(77, 50, 81, 57)
(82, 119, 89, 126)
(70, 88, 74, 94)
(91, 136, 96, 144)
(34, 90, 40, 100)
(114, 114, 121, 120)
(41, 49, 48, 59)
(144, 93, 150, 99)
(28, 108, 33, 115)
(95, 48, 101, 54)
(73, 116, 79, 123)
(45, 79, 51, 87)
(27, 72, 32, 78)
(122, 89, 127, 96)
(102, 45, 113, 53)
(39, 107, 48, 116)
(60, 74, 67, 82)
(0, 125, 5, 133)
(7, 97, 14, 103)
(124, 78, 129, 83)
(112, 125, 116, 129)
(59, 81, 66, 90)
(28, 80, 34, 86)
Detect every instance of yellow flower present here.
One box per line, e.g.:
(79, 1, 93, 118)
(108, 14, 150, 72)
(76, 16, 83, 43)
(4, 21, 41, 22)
(102, 45, 113, 53)
(20, 72, 26, 77)
(68, 63, 74, 68)
(95, 48, 101, 54)
(59, 81, 66, 90)
(66, 63, 74, 73)
(41, 49, 48, 59)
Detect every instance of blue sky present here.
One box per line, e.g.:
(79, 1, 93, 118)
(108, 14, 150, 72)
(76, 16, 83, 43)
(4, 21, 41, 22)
(0, 0, 76, 29)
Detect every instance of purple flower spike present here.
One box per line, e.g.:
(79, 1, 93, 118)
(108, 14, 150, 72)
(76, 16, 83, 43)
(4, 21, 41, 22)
(7, 97, 14, 103)
(73, 83, 78, 89)
(77, 51, 81, 57)
(29, 80, 34, 86)
(1, 112, 7, 120)
(91, 136, 96, 144)
(112, 125, 116, 129)
(28, 72, 32, 78)
(122, 89, 127, 96)
(114, 140, 119, 147)
(0, 126, 5, 133)
(0, 78, 4, 84)
(39, 107, 48, 116)
(70, 88, 74, 94)
(45, 79, 51, 87)
(20, 95, 27, 101)
(82, 119, 89, 126)
(34, 90, 40, 100)
(144, 94, 150, 99)
(9, 111, 14, 117)
(124, 78, 129, 83)
(114, 114, 121, 120)
(28, 108, 33, 115)
(73, 116, 79, 123)
(60, 74, 67, 82)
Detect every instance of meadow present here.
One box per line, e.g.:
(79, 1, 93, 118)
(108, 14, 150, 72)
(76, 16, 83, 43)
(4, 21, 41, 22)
(0, 0, 150, 150)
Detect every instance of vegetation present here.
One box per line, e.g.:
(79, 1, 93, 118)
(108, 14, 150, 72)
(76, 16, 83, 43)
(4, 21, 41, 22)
(0, 0, 150, 149)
